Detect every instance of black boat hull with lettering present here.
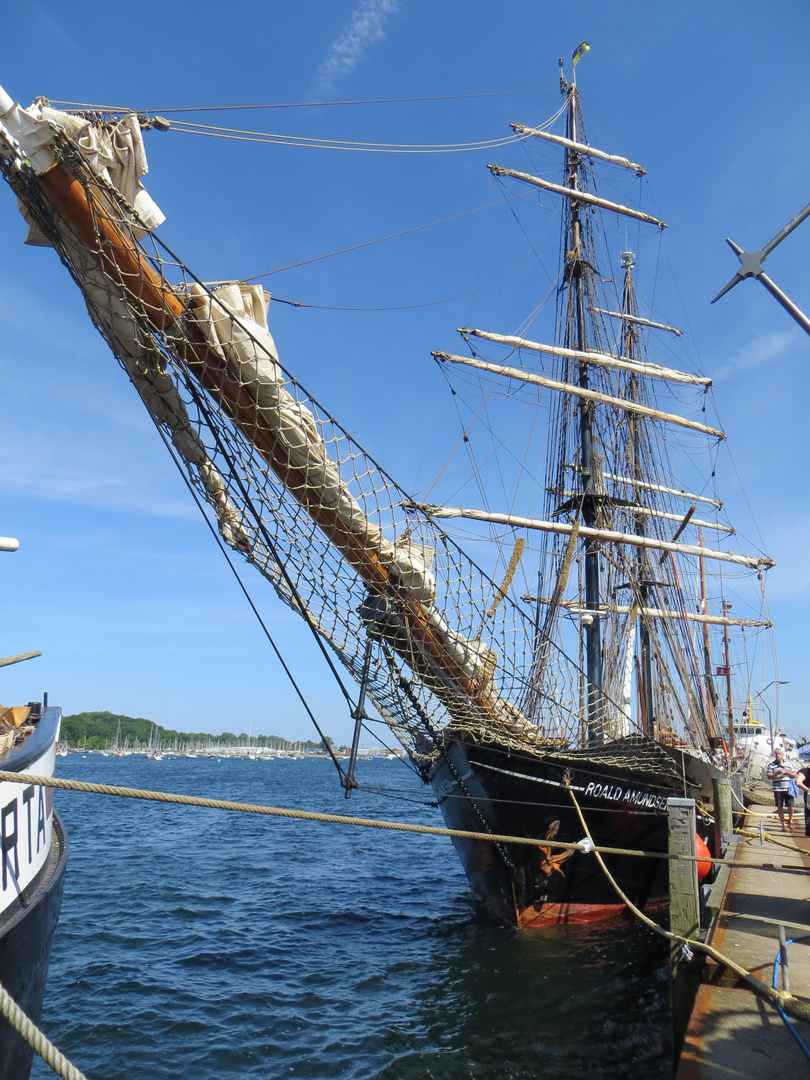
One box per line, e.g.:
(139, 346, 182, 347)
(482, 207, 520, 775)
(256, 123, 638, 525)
(429, 733, 717, 926)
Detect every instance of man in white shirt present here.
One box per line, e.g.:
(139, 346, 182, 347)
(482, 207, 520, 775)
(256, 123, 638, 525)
(766, 747, 797, 830)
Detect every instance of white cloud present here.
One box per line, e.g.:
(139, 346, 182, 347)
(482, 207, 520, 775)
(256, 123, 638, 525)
(316, 0, 400, 93)
(713, 328, 798, 379)
(0, 455, 195, 520)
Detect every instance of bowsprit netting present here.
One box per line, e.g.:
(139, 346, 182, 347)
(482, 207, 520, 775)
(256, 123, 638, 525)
(2, 123, 618, 772)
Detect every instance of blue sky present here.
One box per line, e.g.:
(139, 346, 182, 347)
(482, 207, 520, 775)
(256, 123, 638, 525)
(0, 2, 807, 744)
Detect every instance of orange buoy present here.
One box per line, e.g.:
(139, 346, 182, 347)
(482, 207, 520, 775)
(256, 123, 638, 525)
(695, 834, 712, 880)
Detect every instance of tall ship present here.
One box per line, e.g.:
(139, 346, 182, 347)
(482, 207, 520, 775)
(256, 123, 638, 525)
(0, 62, 775, 927)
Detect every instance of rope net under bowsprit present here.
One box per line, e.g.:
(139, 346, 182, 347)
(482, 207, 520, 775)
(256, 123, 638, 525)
(1, 116, 640, 773)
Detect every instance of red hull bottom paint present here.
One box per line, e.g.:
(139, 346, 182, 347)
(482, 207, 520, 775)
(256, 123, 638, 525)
(517, 900, 668, 928)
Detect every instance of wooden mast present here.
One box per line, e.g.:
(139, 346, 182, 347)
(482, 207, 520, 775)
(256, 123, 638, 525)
(565, 82, 604, 745)
(621, 250, 656, 737)
(722, 601, 735, 750)
(699, 527, 717, 739)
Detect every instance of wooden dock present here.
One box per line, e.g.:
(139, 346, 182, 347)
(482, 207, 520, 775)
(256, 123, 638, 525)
(676, 801, 810, 1076)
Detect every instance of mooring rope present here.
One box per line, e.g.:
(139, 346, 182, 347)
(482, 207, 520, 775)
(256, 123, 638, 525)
(3, 768, 806, 1077)
(0, 771, 803, 875)
(730, 782, 778, 816)
(0, 770, 597, 852)
(563, 778, 810, 1026)
(0, 981, 87, 1080)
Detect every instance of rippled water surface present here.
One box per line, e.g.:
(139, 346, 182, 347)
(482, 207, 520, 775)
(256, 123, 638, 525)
(31, 755, 671, 1079)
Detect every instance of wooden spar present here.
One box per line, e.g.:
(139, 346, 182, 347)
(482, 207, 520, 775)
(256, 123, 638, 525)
(0, 651, 42, 668)
(39, 168, 390, 578)
(551, 495, 732, 534)
(620, 505, 731, 535)
(464, 328, 709, 386)
(669, 507, 696, 545)
(511, 124, 647, 175)
(35, 160, 516, 729)
(434, 351, 725, 439)
(524, 600, 771, 630)
(408, 503, 773, 570)
(488, 165, 667, 228)
(566, 467, 723, 509)
(590, 308, 682, 335)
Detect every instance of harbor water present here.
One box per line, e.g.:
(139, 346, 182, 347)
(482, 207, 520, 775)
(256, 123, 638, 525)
(32, 754, 671, 1079)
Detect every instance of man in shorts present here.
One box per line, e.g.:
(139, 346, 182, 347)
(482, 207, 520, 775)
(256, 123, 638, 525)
(767, 747, 797, 830)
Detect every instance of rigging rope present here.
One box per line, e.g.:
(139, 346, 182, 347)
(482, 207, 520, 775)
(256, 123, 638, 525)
(49, 88, 555, 115)
(150, 418, 352, 784)
(167, 122, 526, 154)
(243, 194, 526, 281)
(267, 257, 535, 312)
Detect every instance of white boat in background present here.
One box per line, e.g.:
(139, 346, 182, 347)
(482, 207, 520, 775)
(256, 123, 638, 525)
(731, 720, 802, 783)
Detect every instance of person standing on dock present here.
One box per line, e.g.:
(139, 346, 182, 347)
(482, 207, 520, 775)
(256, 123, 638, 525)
(767, 747, 798, 830)
(795, 761, 810, 837)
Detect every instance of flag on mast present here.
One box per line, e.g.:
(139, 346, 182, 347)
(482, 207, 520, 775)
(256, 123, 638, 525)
(572, 41, 591, 66)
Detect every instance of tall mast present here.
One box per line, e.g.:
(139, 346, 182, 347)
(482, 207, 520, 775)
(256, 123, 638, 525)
(722, 601, 735, 750)
(699, 528, 717, 740)
(566, 83, 603, 744)
(621, 251, 655, 735)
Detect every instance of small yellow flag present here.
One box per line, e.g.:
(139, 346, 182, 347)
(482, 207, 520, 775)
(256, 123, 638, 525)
(572, 42, 591, 67)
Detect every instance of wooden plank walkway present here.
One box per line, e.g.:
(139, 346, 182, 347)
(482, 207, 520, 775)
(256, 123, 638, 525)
(676, 802, 810, 1077)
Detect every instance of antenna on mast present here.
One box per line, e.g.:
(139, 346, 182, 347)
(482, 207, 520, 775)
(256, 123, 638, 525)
(712, 201, 810, 336)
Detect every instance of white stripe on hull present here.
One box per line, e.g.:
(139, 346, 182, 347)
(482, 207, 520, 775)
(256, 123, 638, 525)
(0, 740, 56, 911)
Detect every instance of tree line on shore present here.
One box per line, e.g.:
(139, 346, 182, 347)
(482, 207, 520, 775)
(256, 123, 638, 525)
(61, 711, 332, 753)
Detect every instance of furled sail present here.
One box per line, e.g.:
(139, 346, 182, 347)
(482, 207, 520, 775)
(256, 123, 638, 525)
(0, 80, 775, 779)
(0, 89, 588, 761)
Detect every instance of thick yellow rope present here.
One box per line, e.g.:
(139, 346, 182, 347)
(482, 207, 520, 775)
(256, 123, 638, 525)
(564, 779, 810, 1025)
(1, 766, 805, 1080)
(1, 771, 805, 875)
(0, 981, 88, 1080)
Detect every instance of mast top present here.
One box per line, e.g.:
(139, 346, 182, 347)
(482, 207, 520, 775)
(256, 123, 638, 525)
(559, 58, 568, 95)
(621, 250, 635, 269)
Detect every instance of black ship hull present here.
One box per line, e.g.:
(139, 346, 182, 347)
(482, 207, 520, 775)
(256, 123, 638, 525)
(0, 705, 68, 1078)
(429, 734, 716, 927)
(0, 812, 67, 1079)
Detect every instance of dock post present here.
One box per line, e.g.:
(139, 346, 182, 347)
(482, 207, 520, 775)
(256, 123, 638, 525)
(668, 797, 700, 1063)
(711, 777, 733, 857)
